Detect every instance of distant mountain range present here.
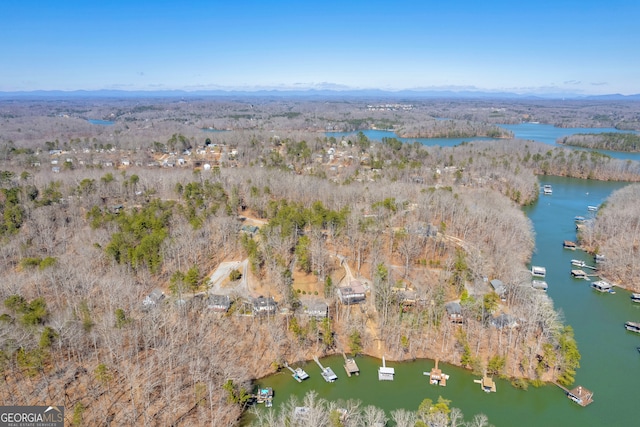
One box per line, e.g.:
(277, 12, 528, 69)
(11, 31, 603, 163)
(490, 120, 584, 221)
(1, 88, 639, 100)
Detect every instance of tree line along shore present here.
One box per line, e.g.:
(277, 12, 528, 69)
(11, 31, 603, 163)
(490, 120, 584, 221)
(0, 98, 638, 426)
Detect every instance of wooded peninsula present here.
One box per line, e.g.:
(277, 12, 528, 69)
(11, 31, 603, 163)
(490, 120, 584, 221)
(0, 97, 639, 426)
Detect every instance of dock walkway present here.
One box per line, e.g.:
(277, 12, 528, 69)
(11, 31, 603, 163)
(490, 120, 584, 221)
(284, 362, 309, 382)
(313, 356, 338, 382)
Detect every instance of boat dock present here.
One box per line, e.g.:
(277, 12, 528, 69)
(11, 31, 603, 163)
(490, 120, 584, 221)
(571, 269, 589, 279)
(256, 387, 274, 407)
(313, 356, 338, 382)
(425, 359, 448, 386)
(284, 362, 309, 382)
(531, 265, 546, 277)
(556, 383, 594, 407)
(631, 293, 640, 303)
(342, 353, 360, 377)
(570, 260, 597, 270)
(563, 240, 577, 250)
(474, 375, 496, 392)
(378, 356, 395, 381)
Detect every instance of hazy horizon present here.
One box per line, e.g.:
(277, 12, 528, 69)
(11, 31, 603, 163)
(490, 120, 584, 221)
(2, 0, 639, 96)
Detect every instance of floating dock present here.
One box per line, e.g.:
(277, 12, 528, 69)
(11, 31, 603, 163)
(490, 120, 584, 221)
(256, 387, 274, 407)
(631, 293, 640, 303)
(531, 265, 546, 277)
(557, 383, 594, 407)
(563, 240, 577, 250)
(425, 359, 448, 386)
(571, 269, 588, 279)
(378, 356, 395, 381)
(284, 362, 309, 382)
(313, 356, 338, 382)
(342, 353, 360, 377)
(474, 375, 496, 392)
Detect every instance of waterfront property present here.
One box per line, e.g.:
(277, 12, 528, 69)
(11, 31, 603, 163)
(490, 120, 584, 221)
(142, 288, 165, 310)
(624, 321, 640, 334)
(531, 266, 546, 277)
(543, 184, 553, 195)
(631, 293, 640, 303)
(567, 386, 594, 407)
(590, 280, 614, 293)
(378, 357, 395, 381)
(571, 259, 585, 267)
(574, 215, 586, 223)
(563, 240, 577, 250)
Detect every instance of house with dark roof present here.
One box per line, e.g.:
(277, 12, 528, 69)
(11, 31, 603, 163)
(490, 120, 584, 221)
(302, 299, 328, 318)
(207, 294, 231, 312)
(337, 281, 366, 305)
(445, 301, 463, 323)
(253, 296, 277, 315)
(142, 288, 165, 310)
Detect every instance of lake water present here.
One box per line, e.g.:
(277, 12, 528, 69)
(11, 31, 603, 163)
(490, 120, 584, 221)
(328, 124, 640, 161)
(87, 119, 114, 125)
(250, 127, 640, 426)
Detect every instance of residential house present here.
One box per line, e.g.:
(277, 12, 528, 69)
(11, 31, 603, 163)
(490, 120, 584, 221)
(489, 279, 507, 300)
(142, 288, 165, 310)
(208, 294, 231, 312)
(445, 302, 463, 323)
(337, 281, 366, 305)
(302, 299, 328, 318)
(253, 296, 277, 315)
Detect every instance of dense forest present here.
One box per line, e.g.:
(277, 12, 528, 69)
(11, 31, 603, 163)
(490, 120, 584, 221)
(559, 132, 640, 152)
(0, 97, 637, 426)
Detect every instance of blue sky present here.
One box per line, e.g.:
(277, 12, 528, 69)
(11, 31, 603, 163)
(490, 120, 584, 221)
(1, 0, 638, 94)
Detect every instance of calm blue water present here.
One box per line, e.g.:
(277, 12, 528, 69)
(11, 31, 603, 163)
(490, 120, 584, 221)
(87, 119, 114, 125)
(327, 125, 640, 160)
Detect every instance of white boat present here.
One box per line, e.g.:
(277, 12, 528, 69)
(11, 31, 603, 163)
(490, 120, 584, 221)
(531, 266, 546, 277)
(587, 205, 599, 212)
(631, 293, 640, 303)
(571, 259, 585, 267)
(625, 321, 640, 334)
(590, 280, 614, 293)
(543, 184, 553, 195)
(574, 216, 586, 223)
